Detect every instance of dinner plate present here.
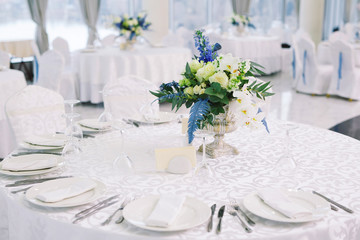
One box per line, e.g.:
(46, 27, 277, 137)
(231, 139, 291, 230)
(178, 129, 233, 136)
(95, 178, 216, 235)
(77, 119, 112, 133)
(0, 154, 65, 176)
(25, 177, 106, 208)
(243, 189, 330, 223)
(20, 134, 66, 150)
(134, 112, 178, 124)
(80, 48, 97, 53)
(123, 195, 211, 232)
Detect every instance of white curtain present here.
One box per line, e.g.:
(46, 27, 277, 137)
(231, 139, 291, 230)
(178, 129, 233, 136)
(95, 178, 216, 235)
(79, 0, 101, 46)
(27, 0, 49, 54)
(232, 0, 251, 15)
(323, 0, 345, 40)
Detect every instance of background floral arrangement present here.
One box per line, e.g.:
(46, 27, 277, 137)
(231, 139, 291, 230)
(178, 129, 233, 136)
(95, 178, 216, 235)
(112, 12, 151, 40)
(151, 30, 273, 143)
(230, 14, 256, 29)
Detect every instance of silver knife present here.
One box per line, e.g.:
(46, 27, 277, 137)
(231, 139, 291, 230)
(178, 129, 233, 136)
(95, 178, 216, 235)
(207, 204, 216, 232)
(72, 200, 118, 224)
(216, 205, 225, 234)
(5, 176, 73, 187)
(74, 194, 120, 217)
(312, 191, 354, 214)
(11, 152, 62, 157)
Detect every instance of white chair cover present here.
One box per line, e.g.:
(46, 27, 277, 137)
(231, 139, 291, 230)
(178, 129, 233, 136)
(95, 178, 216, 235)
(101, 34, 116, 47)
(0, 50, 10, 68)
(5, 85, 66, 144)
(52, 37, 71, 68)
(291, 33, 304, 88)
(102, 75, 159, 120)
(327, 40, 360, 100)
(37, 50, 78, 100)
(329, 31, 350, 42)
(295, 35, 333, 95)
(37, 50, 64, 92)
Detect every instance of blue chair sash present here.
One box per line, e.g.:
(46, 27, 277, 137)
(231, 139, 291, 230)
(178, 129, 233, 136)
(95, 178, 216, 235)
(302, 50, 307, 85)
(292, 49, 296, 79)
(337, 52, 343, 90)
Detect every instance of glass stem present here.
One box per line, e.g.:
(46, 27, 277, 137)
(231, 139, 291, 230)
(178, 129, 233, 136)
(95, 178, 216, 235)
(120, 129, 125, 155)
(202, 136, 206, 166)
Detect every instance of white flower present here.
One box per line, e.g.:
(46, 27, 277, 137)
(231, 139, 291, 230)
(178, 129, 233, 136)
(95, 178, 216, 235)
(189, 59, 203, 73)
(240, 59, 251, 73)
(184, 87, 194, 96)
(138, 12, 145, 18)
(123, 14, 129, 19)
(217, 53, 239, 74)
(209, 71, 229, 88)
(193, 85, 202, 94)
(195, 62, 216, 82)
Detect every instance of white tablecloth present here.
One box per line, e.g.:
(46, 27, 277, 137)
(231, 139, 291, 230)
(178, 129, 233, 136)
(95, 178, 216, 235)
(75, 47, 192, 103)
(212, 35, 282, 74)
(0, 69, 26, 158)
(1, 119, 360, 239)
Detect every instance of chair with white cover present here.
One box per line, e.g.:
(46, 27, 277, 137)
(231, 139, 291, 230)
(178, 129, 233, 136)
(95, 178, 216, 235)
(101, 34, 116, 47)
(329, 31, 350, 42)
(37, 50, 78, 99)
(295, 35, 333, 95)
(102, 75, 159, 120)
(52, 37, 71, 68)
(0, 50, 10, 68)
(5, 85, 66, 144)
(327, 40, 360, 100)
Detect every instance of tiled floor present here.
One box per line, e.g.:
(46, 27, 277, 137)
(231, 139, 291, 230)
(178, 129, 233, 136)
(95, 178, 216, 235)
(75, 70, 360, 133)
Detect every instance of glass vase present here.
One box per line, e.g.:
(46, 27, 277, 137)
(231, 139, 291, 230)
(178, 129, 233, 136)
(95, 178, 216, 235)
(120, 37, 137, 50)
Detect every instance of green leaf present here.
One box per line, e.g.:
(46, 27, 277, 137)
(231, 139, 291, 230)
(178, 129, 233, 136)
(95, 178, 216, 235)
(205, 87, 225, 99)
(257, 81, 270, 92)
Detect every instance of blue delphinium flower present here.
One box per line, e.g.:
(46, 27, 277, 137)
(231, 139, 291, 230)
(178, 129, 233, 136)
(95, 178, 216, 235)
(194, 30, 221, 63)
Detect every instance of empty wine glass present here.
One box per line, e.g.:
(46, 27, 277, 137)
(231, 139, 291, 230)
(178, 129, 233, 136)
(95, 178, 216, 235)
(62, 112, 83, 161)
(64, 99, 80, 114)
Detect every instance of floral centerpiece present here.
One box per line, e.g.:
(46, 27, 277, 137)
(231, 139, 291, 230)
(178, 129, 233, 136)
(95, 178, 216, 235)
(230, 14, 256, 33)
(112, 12, 151, 42)
(151, 30, 273, 156)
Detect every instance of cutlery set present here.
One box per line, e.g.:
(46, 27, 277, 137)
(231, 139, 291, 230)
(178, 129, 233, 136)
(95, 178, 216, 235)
(207, 204, 226, 234)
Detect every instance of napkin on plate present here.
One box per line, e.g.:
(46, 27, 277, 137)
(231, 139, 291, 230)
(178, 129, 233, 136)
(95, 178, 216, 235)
(36, 179, 97, 203)
(79, 119, 111, 130)
(257, 188, 313, 219)
(24, 135, 65, 147)
(145, 195, 186, 227)
(1, 158, 58, 171)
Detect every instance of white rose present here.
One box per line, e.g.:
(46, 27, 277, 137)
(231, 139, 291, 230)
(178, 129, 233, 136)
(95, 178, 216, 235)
(189, 59, 203, 73)
(193, 85, 202, 94)
(195, 62, 216, 82)
(184, 87, 194, 96)
(218, 53, 239, 73)
(208, 71, 229, 88)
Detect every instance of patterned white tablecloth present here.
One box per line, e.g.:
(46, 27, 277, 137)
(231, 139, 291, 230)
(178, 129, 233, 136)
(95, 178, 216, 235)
(74, 46, 192, 103)
(0, 69, 26, 158)
(211, 35, 282, 74)
(1, 120, 360, 240)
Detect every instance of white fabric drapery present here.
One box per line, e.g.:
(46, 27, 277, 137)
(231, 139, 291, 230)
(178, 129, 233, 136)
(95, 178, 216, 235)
(27, 0, 49, 54)
(232, 0, 251, 15)
(79, 0, 101, 46)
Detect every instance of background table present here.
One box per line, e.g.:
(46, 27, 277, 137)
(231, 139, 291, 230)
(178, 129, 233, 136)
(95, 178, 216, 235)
(1, 120, 360, 239)
(0, 40, 34, 58)
(212, 35, 282, 74)
(74, 47, 192, 103)
(0, 69, 26, 158)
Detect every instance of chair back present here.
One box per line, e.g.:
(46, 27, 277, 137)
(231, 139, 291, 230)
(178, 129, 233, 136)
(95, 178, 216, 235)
(102, 75, 159, 120)
(296, 35, 317, 86)
(329, 31, 349, 42)
(0, 50, 10, 68)
(37, 50, 65, 92)
(31, 41, 41, 82)
(52, 37, 71, 66)
(5, 85, 66, 143)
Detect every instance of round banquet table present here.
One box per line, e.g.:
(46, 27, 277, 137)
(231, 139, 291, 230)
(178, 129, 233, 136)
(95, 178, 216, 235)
(0, 69, 26, 158)
(74, 46, 192, 104)
(212, 35, 282, 75)
(1, 119, 360, 240)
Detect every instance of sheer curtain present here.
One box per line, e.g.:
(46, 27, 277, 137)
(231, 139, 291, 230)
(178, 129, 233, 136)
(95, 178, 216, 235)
(322, 0, 345, 40)
(232, 0, 251, 15)
(27, 0, 49, 54)
(79, 0, 101, 46)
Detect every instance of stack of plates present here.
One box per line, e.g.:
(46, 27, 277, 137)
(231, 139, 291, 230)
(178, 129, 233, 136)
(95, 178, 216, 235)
(0, 154, 65, 176)
(77, 119, 112, 133)
(20, 134, 66, 151)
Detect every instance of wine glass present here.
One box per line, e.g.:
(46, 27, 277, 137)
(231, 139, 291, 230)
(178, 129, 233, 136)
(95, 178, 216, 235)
(64, 99, 80, 114)
(62, 112, 83, 161)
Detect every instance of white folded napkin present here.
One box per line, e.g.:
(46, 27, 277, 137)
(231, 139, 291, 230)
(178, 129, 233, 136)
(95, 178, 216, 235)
(36, 179, 97, 203)
(79, 119, 111, 130)
(145, 195, 186, 227)
(24, 135, 65, 147)
(257, 188, 313, 219)
(2, 158, 58, 171)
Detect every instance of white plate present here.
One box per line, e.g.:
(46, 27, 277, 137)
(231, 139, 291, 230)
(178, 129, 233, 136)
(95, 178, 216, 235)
(123, 195, 211, 232)
(80, 48, 97, 53)
(25, 177, 106, 208)
(243, 189, 330, 223)
(20, 134, 66, 150)
(78, 119, 112, 133)
(23, 134, 67, 147)
(0, 154, 65, 176)
(135, 112, 178, 124)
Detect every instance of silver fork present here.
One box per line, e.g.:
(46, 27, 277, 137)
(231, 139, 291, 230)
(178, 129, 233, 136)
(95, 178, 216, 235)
(102, 197, 131, 226)
(229, 199, 256, 226)
(227, 207, 252, 233)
